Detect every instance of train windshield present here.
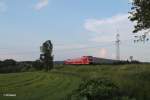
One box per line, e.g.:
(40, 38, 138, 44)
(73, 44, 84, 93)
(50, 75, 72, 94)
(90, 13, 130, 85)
(88, 56, 93, 62)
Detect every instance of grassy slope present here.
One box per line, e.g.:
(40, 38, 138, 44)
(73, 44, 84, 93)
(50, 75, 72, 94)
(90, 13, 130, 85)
(0, 72, 81, 100)
(0, 64, 150, 100)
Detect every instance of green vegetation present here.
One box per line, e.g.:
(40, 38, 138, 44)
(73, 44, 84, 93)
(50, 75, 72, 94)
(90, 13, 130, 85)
(68, 77, 134, 100)
(40, 40, 54, 71)
(129, 0, 150, 33)
(0, 71, 81, 100)
(0, 64, 150, 100)
(0, 60, 44, 73)
(129, 0, 150, 42)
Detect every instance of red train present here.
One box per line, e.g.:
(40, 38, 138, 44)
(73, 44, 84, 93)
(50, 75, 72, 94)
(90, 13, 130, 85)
(64, 56, 117, 65)
(64, 56, 93, 65)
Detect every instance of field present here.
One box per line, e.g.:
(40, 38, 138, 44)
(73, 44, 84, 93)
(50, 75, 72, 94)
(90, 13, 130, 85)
(0, 64, 150, 100)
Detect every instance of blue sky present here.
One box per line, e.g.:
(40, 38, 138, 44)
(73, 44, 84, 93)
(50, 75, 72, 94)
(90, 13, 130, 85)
(0, 0, 150, 62)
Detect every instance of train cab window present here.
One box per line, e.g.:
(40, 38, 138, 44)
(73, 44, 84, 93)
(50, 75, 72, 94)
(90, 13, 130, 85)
(88, 57, 93, 62)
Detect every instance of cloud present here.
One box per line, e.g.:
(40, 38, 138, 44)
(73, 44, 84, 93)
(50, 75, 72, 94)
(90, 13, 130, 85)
(129, 0, 133, 3)
(34, 0, 49, 11)
(84, 13, 134, 43)
(84, 14, 129, 33)
(0, 1, 7, 13)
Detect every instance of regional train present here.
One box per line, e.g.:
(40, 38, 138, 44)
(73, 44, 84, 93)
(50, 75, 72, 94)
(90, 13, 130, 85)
(64, 56, 118, 65)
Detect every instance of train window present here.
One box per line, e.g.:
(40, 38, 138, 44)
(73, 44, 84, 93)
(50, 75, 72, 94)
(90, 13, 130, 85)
(89, 57, 93, 62)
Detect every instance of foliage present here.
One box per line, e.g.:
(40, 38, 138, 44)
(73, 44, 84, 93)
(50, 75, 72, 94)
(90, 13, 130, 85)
(129, 0, 150, 43)
(129, 0, 150, 33)
(76, 78, 119, 100)
(113, 60, 140, 65)
(0, 59, 44, 73)
(3, 59, 16, 66)
(40, 40, 54, 71)
(68, 77, 135, 100)
(0, 59, 18, 73)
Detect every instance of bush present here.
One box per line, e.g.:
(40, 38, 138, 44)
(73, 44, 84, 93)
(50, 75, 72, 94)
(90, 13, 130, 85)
(68, 78, 135, 100)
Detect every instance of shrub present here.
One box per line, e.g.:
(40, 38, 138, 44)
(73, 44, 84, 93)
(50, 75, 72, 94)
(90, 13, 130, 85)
(68, 77, 135, 100)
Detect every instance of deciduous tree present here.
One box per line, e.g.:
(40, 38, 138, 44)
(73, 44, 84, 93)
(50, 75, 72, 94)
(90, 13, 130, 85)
(129, 0, 150, 42)
(40, 40, 53, 71)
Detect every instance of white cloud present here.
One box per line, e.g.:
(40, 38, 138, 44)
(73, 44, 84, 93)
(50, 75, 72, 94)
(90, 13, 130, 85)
(34, 0, 49, 11)
(0, 1, 7, 13)
(84, 14, 129, 33)
(129, 0, 133, 3)
(84, 13, 134, 43)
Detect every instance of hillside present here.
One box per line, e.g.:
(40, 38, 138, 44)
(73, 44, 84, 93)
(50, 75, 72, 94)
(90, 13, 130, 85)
(0, 64, 150, 100)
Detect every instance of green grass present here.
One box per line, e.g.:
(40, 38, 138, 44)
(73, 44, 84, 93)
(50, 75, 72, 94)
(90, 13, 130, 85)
(0, 71, 81, 100)
(0, 64, 150, 100)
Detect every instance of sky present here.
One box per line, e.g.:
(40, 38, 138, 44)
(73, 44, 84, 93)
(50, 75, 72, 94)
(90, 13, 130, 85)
(0, 0, 150, 62)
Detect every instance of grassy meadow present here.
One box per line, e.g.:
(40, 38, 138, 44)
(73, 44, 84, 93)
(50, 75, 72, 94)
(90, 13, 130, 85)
(0, 64, 150, 100)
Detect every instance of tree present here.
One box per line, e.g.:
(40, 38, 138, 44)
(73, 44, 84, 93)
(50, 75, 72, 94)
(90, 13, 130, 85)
(129, 0, 150, 33)
(40, 40, 53, 71)
(129, 0, 150, 42)
(3, 59, 16, 66)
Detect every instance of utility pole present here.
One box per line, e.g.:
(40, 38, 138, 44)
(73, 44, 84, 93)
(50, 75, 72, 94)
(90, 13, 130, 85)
(116, 34, 120, 61)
